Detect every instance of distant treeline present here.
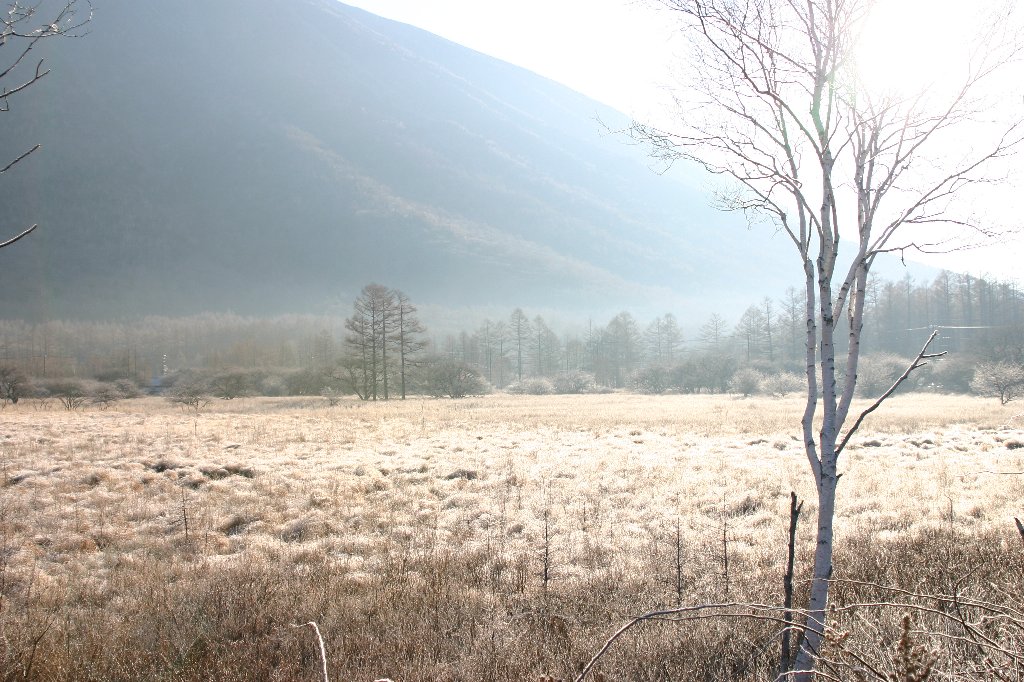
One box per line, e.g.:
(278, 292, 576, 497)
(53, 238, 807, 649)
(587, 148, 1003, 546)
(440, 271, 1023, 398)
(0, 270, 1020, 401)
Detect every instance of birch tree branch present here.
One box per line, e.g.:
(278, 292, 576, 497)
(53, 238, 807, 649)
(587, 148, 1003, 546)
(835, 330, 945, 456)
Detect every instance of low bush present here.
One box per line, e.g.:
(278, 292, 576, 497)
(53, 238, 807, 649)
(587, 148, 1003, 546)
(551, 370, 599, 394)
(506, 377, 555, 395)
(729, 367, 765, 397)
(418, 357, 491, 398)
(40, 378, 90, 411)
(628, 366, 671, 394)
(760, 371, 803, 397)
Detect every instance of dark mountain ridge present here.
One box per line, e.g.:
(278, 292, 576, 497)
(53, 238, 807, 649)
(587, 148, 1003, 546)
(0, 0, 801, 322)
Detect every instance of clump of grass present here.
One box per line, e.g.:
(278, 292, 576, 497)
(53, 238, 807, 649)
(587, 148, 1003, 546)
(147, 459, 180, 473)
(4, 472, 30, 486)
(726, 494, 764, 517)
(201, 466, 231, 480)
(444, 468, 478, 481)
(219, 513, 258, 536)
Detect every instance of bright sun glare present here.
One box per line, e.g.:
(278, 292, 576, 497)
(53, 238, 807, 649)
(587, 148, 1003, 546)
(854, 0, 975, 97)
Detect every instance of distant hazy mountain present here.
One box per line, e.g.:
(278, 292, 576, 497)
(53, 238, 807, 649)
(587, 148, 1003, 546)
(0, 0, 810, 323)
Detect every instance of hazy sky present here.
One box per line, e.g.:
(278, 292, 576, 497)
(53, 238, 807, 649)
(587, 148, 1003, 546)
(342, 0, 681, 118)
(341, 0, 1024, 282)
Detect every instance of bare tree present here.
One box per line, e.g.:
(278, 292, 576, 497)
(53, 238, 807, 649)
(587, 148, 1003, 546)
(508, 308, 531, 383)
(970, 360, 1024, 404)
(420, 356, 490, 399)
(604, 311, 641, 388)
(2, 0, 90, 248)
(492, 319, 509, 387)
(762, 297, 774, 363)
(645, 313, 684, 366)
(43, 378, 86, 410)
(779, 286, 805, 367)
(0, 364, 28, 404)
(645, 315, 666, 365)
(343, 284, 394, 401)
(343, 305, 373, 400)
(531, 315, 560, 378)
(342, 285, 426, 400)
(699, 313, 729, 351)
(630, 0, 1022, 677)
(734, 305, 766, 363)
(662, 312, 683, 364)
(392, 289, 426, 399)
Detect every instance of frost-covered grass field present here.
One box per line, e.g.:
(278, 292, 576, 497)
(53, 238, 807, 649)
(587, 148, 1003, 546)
(2, 394, 1023, 680)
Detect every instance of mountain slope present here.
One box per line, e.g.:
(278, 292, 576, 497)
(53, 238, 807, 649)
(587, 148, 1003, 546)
(0, 0, 797, 322)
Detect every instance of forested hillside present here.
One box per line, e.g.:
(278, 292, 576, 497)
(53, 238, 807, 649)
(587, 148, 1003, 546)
(0, 0, 797, 322)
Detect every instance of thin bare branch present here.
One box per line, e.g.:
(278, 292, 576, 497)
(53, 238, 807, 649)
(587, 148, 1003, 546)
(836, 330, 944, 455)
(0, 223, 36, 249)
(573, 601, 827, 682)
(291, 622, 329, 682)
(0, 143, 39, 174)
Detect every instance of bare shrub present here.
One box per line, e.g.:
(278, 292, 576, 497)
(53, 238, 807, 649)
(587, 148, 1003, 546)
(41, 379, 89, 411)
(259, 373, 287, 397)
(970, 360, 1024, 404)
(729, 367, 764, 397)
(759, 372, 803, 397)
(552, 370, 598, 394)
(283, 367, 333, 396)
(114, 379, 141, 399)
(925, 357, 975, 393)
(208, 368, 256, 400)
(26, 384, 52, 410)
(0, 365, 30, 405)
(166, 372, 212, 412)
(857, 353, 918, 397)
(506, 377, 555, 395)
(628, 366, 671, 394)
(420, 357, 491, 398)
(90, 382, 125, 410)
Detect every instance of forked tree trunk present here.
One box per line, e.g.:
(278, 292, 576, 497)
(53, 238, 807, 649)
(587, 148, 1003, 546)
(791, 248, 843, 679)
(793, 460, 838, 679)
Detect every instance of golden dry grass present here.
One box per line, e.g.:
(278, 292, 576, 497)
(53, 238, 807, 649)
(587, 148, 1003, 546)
(1, 393, 1022, 680)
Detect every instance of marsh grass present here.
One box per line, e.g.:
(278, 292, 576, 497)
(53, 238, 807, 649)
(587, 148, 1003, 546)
(0, 394, 1021, 679)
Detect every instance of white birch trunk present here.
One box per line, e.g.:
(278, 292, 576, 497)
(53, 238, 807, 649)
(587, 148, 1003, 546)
(792, 455, 837, 679)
